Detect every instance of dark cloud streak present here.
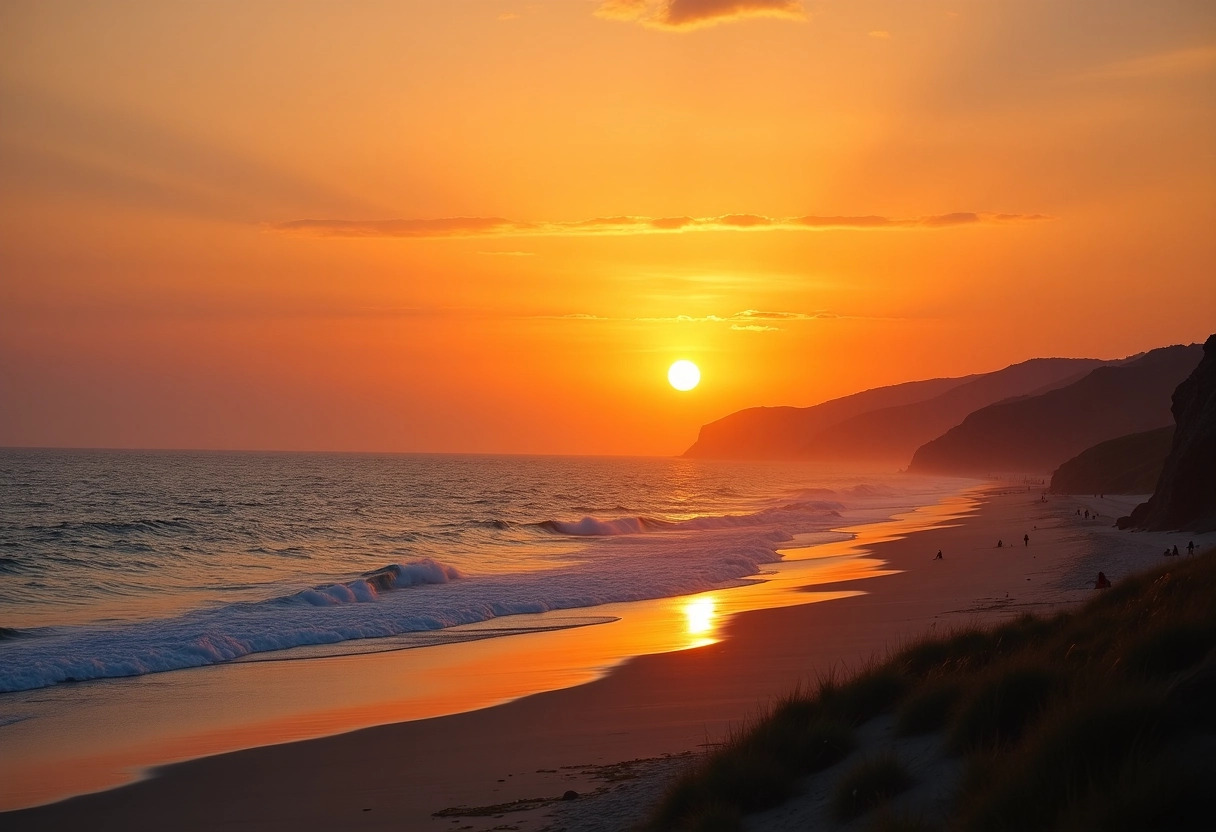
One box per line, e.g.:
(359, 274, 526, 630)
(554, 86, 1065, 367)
(273, 212, 1051, 239)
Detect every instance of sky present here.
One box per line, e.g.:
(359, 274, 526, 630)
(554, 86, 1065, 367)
(1, 0, 1213, 456)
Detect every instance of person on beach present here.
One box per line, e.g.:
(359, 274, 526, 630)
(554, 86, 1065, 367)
(935, 550, 943, 560)
(1084, 510, 1089, 520)
(1189, 540, 1196, 556)
(1173, 545, 1180, 557)
(1095, 572, 1111, 589)
(1024, 534, 1030, 547)
(997, 539, 1003, 548)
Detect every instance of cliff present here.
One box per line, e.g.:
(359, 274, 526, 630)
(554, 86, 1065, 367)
(907, 344, 1203, 474)
(795, 359, 1106, 463)
(1048, 427, 1173, 495)
(684, 358, 1107, 462)
(1122, 334, 1216, 531)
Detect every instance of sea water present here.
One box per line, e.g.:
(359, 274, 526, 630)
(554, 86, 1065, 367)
(0, 449, 964, 694)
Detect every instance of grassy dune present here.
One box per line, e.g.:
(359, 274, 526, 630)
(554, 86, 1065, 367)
(645, 552, 1216, 831)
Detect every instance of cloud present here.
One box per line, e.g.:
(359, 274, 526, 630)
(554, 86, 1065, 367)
(595, 0, 806, 30)
(868, 30, 891, 39)
(548, 308, 842, 332)
(272, 212, 1050, 239)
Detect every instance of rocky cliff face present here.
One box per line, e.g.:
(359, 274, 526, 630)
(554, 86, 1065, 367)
(1121, 334, 1216, 531)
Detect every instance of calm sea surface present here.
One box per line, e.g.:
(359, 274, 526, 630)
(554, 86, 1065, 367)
(0, 449, 963, 693)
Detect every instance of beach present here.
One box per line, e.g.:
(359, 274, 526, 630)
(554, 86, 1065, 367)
(4, 482, 1203, 832)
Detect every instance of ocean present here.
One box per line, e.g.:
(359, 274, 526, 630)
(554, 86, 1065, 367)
(0, 449, 965, 695)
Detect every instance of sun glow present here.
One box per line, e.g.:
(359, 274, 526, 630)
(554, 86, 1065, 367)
(667, 360, 701, 391)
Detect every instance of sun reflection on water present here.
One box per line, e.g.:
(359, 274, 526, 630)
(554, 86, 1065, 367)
(683, 596, 718, 648)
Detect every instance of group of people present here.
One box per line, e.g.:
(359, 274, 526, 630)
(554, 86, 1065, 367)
(1163, 541, 1196, 558)
(1098, 541, 1199, 589)
(994, 534, 1030, 549)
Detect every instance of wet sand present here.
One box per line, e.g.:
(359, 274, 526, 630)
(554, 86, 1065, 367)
(5, 485, 1198, 832)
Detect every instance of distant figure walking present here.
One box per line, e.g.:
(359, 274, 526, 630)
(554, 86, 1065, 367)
(1084, 510, 1090, 520)
(997, 539, 1003, 548)
(1024, 534, 1030, 547)
(1173, 545, 1180, 557)
(935, 549, 943, 560)
(1095, 571, 1111, 589)
(1188, 540, 1196, 556)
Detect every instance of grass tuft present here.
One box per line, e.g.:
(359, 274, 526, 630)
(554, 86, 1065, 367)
(1125, 623, 1215, 679)
(831, 754, 914, 822)
(675, 800, 744, 832)
(894, 675, 963, 736)
(864, 808, 941, 832)
(820, 665, 911, 725)
(947, 664, 1060, 751)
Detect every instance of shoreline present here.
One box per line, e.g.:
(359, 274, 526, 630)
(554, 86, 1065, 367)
(0, 480, 977, 813)
(6, 484, 1203, 831)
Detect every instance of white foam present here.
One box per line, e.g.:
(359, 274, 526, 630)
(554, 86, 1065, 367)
(0, 474, 968, 694)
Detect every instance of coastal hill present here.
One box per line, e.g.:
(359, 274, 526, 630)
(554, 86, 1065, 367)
(908, 344, 1203, 475)
(1123, 333, 1216, 532)
(1048, 427, 1173, 495)
(683, 358, 1109, 461)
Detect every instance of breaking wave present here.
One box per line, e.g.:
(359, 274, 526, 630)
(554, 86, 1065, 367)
(284, 559, 463, 606)
(533, 502, 844, 537)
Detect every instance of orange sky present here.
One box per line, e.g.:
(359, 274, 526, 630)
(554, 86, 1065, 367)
(1, 0, 1213, 455)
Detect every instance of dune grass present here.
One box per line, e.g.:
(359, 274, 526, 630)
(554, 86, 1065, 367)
(831, 754, 914, 822)
(643, 552, 1216, 831)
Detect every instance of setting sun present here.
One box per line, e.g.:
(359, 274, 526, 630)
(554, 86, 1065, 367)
(668, 360, 701, 392)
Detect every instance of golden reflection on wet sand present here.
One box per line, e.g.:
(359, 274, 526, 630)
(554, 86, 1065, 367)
(0, 491, 980, 811)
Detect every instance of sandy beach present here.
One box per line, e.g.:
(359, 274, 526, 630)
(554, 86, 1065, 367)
(4, 484, 1206, 832)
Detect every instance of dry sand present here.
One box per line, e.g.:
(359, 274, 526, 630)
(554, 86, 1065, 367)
(4, 485, 1207, 832)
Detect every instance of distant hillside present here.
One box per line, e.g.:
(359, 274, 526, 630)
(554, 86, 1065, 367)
(796, 359, 1110, 463)
(684, 358, 1110, 462)
(683, 376, 971, 460)
(908, 344, 1203, 475)
(1048, 427, 1173, 495)
(1123, 333, 1216, 532)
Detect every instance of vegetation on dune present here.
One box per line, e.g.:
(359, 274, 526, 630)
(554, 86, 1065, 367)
(643, 553, 1216, 831)
(831, 754, 914, 821)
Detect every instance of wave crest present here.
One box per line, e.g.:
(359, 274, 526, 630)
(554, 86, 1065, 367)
(284, 558, 463, 607)
(534, 502, 843, 537)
